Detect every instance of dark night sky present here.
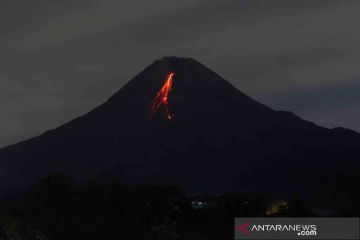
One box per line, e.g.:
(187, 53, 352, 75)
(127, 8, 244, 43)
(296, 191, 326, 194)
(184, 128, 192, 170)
(0, 0, 360, 147)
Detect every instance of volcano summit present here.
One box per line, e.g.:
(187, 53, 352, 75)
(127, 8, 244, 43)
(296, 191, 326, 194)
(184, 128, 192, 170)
(0, 57, 359, 195)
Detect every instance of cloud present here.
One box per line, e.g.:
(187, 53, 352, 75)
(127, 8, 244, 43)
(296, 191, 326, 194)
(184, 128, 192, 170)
(0, 0, 360, 147)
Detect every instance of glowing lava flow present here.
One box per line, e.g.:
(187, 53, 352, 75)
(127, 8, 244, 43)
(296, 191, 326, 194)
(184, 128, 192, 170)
(151, 72, 175, 120)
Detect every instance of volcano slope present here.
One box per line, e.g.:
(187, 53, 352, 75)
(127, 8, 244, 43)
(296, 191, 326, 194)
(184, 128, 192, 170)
(0, 56, 359, 196)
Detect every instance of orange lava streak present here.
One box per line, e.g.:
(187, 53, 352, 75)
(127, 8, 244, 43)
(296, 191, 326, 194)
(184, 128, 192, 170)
(151, 72, 175, 120)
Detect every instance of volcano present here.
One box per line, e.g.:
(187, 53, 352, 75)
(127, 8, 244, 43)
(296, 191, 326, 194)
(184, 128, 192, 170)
(0, 56, 359, 195)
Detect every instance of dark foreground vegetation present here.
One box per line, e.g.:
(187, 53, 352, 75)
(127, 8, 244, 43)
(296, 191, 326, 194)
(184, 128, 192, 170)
(0, 173, 358, 240)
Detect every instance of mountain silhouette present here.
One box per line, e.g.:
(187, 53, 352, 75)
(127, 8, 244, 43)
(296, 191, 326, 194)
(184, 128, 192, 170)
(0, 56, 359, 195)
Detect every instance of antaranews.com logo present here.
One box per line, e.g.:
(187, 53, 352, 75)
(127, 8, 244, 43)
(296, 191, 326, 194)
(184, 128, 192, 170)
(234, 218, 359, 239)
(237, 222, 316, 236)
